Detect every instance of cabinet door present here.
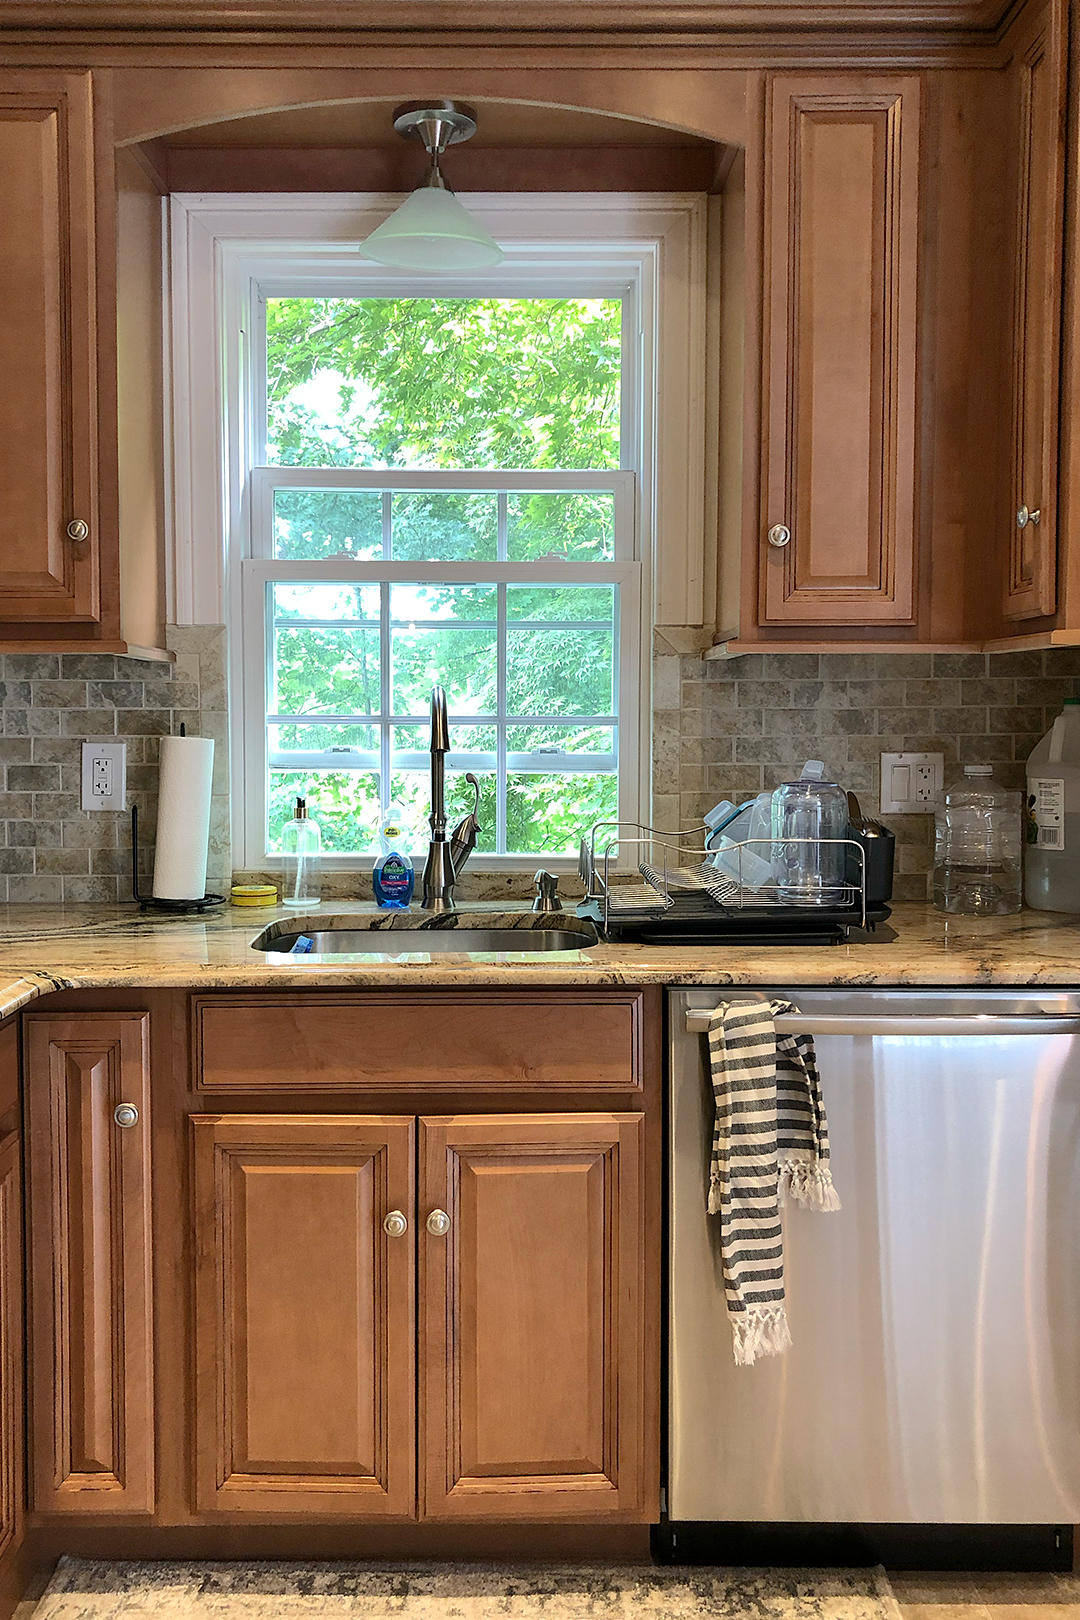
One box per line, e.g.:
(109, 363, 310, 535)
(26, 1013, 153, 1514)
(1003, 0, 1067, 621)
(192, 1114, 415, 1518)
(0, 72, 99, 624)
(419, 1113, 649, 1520)
(760, 75, 920, 626)
(0, 1133, 23, 1566)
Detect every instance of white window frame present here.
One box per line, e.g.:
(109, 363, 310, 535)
(167, 192, 708, 871)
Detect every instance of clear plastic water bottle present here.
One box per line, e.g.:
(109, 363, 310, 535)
(281, 795, 322, 908)
(933, 765, 1021, 915)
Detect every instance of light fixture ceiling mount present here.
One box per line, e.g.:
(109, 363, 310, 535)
(360, 98, 504, 270)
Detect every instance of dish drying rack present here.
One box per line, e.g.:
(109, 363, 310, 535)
(576, 820, 893, 945)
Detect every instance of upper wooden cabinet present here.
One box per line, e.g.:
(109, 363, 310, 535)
(1001, 0, 1067, 623)
(26, 1012, 154, 1516)
(758, 74, 921, 629)
(0, 73, 100, 627)
(0, 72, 167, 655)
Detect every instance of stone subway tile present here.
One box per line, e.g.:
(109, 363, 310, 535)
(8, 764, 61, 792)
(34, 847, 92, 875)
(6, 875, 64, 902)
(87, 680, 146, 709)
(63, 875, 122, 902)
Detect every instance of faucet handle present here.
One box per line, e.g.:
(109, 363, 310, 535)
(532, 870, 563, 913)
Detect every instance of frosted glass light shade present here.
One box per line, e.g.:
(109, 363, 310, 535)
(361, 184, 504, 270)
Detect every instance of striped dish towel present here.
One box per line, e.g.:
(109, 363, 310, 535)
(706, 998, 841, 1366)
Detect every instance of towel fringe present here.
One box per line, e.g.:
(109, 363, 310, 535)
(731, 1306, 792, 1366)
(780, 1158, 842, 1212)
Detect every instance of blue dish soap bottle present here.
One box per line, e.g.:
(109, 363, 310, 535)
(373, 801, 415, 909)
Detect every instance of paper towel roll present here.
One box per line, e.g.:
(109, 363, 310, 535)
(152, 735, 215, 900)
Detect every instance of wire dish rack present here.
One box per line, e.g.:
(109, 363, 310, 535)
(576, 819, 894, 945)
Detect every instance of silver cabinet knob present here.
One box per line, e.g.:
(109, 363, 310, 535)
(113, 1102, 139, 1128)
(426, 1208, 451, 1237)
(1017, 506, 1041, 529)
(382, 1209, 408, 1238)
(66, 519, 89, 541)
(767, 524, 791, 548)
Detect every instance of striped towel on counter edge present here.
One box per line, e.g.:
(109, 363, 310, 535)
(706, 998, 840, 1366)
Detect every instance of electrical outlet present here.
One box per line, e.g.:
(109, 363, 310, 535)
(81, 741, 127, 812)
(880, 751, 944, 816)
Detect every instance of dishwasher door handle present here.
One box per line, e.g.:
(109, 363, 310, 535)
(684, 1010, 1080, 1036)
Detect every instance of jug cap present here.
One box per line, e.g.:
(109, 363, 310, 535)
(963, 764, 993, 776)
(799, 760, 826, 780)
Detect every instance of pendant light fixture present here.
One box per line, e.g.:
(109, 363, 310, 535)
(361, 101, 504, 271)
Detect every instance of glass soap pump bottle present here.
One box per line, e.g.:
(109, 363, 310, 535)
(281, 795, 322, 908)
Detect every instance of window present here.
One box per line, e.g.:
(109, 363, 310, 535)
(241, 288, 642, 865)
(168, 193, 708, 871)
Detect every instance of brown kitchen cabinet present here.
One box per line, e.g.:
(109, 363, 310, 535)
(191, 1112, 416, 1519)
(0, 1022, 24, 1588)
(0, 70, 167, 655)
(1000, 0, 1068, 624)
(757, 73, 921, 630)
(0, 72, 101, 629)
(25, 1012, 154, 1516)
(191, 1108, 649, 1524)
(419, 1113, 648, 1521)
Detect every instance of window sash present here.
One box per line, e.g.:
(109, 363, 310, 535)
(242, 546, 641, 868)
(250, 467, 637, 564)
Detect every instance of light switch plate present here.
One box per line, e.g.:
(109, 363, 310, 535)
(81, 741, 127, 812)
(880, 751, 944, 816)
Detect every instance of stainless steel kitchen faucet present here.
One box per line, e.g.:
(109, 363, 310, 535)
(420, 685, 481, 912)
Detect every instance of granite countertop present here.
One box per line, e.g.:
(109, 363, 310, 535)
(0, 899, 1075, 1021)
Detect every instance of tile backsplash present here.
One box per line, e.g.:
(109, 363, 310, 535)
(653, 646, 1080, 902)
(1, 627, 1076, 906)
(0, 627, 229, 903)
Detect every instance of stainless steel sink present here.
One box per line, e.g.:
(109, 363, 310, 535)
(251, 918, 599, 956)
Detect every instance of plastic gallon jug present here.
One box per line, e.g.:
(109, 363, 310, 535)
(1025, 700, 1080, 911)
(933, 765, 1021, 915)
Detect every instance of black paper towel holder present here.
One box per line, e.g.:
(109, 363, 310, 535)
(130, 805, 227, 913)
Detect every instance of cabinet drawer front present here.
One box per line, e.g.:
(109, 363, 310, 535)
(419, 1112, 650, 1521)
(193, 992, 643, 1095)
(193, 1113, 415, 1518)
(25, 1013, 153, 1514)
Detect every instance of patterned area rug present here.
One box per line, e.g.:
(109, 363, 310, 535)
(32, 1559, 903, 1620)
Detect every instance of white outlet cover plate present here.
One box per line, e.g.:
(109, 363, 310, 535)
(880, 751, 944, 816)
(81, 741, 127, 812)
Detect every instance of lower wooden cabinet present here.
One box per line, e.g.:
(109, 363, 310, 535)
(192, 1114, 415, 1518)
(193, 1111, 648, 1522)
(420, 1114, 647, 1520)
(0, 1133, 23, 1564)
(26, 1013, 154, 1514)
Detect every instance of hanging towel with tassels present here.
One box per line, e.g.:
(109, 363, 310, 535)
(706, 998, 841, 1366)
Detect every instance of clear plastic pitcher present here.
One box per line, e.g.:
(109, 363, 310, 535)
(1025, 700, 1080, 912)
(933, 765, 1021, 915)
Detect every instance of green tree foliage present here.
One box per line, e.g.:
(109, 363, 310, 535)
(264, 296, 623, 856)
(265, 296, 620, 470)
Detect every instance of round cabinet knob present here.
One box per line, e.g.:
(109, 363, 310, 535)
(767, 524, 791, 548)
(382, 1209, 408, 1238)
(1017, 506, 1030, 529)
(426, 1208, 451, 1237)
(113, 1102, 139, 1129)
(66, 519, 89, 542)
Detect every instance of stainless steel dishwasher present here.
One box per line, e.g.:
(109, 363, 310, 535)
(668, 988, 1080, 1528)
